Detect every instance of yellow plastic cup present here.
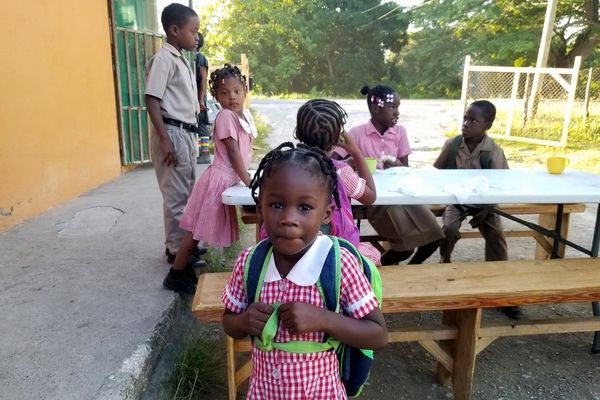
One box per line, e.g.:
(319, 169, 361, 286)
(365, 157, 377, 173)
(546, 156, 570, 174)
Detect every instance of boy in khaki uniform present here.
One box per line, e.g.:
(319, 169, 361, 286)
(433, 100, 520, 319)
(145, 3, 206, 268)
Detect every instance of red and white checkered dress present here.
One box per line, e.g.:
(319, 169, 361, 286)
(222, 237, 379, 400)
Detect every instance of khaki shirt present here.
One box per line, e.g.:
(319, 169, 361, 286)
(144, 42, 199, 124)
(433, 134, 509, 169)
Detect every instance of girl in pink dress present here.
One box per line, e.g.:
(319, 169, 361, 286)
(222, 144, 387, 399)
(293, 99, 381, 265)
(163, 64, 255, 295)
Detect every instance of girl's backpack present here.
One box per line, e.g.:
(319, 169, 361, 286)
(243, 236, 383, 397)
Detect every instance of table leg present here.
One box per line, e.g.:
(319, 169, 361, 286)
(591, 205, 600, 353)
(592, 302, 600, 354)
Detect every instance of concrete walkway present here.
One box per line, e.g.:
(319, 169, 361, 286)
(0, 163, 199, 400)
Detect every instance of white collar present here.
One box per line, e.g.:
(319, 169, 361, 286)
(239, 109, 258, 138)
(264, 235, 333, 286)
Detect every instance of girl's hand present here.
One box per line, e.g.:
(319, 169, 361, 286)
(337, 131, 360, 157)
(243, 302, 274, 336)
(278, 301, 325, 335)
(380, 155, 404, 169)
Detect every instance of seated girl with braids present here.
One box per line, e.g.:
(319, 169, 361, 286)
(260, 99, 380, 265)
(222, 143, 387, 399)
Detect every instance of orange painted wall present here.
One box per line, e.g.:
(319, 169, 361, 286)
(0, 1, 122, 232)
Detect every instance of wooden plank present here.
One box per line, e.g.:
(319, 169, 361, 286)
(380, 258, 600, 313)
(475, 336, 497, 355)
(226, 336, 237, 400)
(354, 203, 585, 219)
(235, 338, 252, 352)
(419, 340, 454, 373)
(235, 359, 253, 387)
(192, 272, 230, 322)
(479, 317, 600, 337)
(436, 311, 456, 386)
(388, 324, 458, 342)
(193, 258, 600, 321)
(451, 309, 481, 400)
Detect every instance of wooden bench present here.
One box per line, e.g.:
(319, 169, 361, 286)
(192, 257, 600, 400)
(240, 203, 586, 259)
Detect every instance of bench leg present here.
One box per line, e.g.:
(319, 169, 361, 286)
(227, 336, 237, 400)
(435, 309, 481, 400)
(452, 308, 481, 400)
(436, 310, 456, 386)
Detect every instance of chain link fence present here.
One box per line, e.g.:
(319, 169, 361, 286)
(462, 56, 599, 147)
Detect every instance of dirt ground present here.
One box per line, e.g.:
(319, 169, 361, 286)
(217, 99, 600, 399)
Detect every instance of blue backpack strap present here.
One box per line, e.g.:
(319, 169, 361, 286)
(244, 239, 273, 306)
(318, 236, 341, 313)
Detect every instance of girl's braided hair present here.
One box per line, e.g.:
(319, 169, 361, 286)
(294, 99, 348, 152)
(361, 84, 397, 109)
(250, 142, 341, 210)
(209, 63, 247, 97)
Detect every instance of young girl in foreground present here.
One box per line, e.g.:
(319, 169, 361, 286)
(163, 64, 256, 295)
(222, 144, 387, 399)
(334, 85, 444, 265)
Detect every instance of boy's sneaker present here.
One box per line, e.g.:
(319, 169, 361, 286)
(163, 269, 196, 296)
(165, 246, 208, 264)
(500, 306, 523, 320)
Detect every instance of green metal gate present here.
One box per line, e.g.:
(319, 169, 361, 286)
(110, 1, 195, 165)
(110, 0, 159, 165)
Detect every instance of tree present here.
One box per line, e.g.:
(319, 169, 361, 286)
(394, 0, 600, 98)
(199, 0, 409, 95)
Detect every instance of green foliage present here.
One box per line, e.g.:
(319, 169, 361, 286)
(198, 0, 599, 98)
(389, 0, 600, 98)
(200, 0, 409, 95)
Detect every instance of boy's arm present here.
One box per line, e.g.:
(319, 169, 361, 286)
(198, 65, 208, 110)
(433, 139, 452, 169)
(490, 148, 509, 169)
(145, 94, 177, 167)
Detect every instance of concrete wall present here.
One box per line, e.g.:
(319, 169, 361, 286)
(0, 1, 122, 232)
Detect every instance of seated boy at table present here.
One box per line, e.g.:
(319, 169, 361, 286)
(433, 100, 521, 320)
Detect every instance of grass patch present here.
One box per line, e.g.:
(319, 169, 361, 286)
(161, 327, 227, 400)
(445, 115, 600, 174)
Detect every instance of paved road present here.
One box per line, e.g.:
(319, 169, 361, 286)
(250, 98, 461, 167)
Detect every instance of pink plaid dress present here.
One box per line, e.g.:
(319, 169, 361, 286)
(222, 235, 379, 400)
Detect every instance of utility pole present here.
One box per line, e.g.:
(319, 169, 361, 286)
(537, 0, 558, 68)
(528, 0, 558, 119)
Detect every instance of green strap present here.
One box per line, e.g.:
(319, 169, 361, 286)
(448, 134, 493, 169)
(447, 135, 462, 169)
(253, 302, 340, 353)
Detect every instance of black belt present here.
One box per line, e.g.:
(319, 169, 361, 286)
(163, 118, 199, 133)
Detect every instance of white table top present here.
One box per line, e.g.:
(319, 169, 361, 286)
(222, 168, 600, 206)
